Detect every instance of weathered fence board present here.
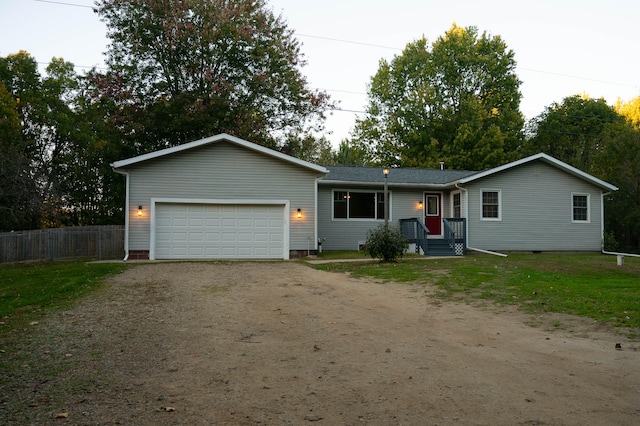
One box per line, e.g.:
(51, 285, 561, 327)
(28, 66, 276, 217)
(0, 226, 125, 263)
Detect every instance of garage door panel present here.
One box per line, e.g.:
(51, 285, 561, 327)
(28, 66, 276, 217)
(155, 203, 285, 259)
(205, 232, 220, 242)
(205, 218, 220, 227)
(189, 218, 204, 227)
(222, 218, 236, 227)
(173, 218, 187, 227)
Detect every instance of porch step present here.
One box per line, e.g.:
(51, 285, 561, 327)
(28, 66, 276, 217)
(426, 239, 456, 256)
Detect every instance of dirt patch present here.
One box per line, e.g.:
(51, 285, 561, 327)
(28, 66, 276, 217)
(3, 262, 639, 425)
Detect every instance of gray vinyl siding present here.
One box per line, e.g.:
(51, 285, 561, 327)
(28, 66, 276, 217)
(464, 161, 604, 251)
(318, 186, 446, 250)
(123, 142, 319, 252)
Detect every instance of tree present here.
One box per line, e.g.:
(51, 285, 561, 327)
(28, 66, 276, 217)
(526, 94, 640, 252)
(595, 123, 640, 252)
(94, 0, 332, 151)
(0, 82, 40, 230)
(525, 95, 626, 173)
(351, 24, 524, 170)
(614, 96, 640, 130)
(333, 139, 371, 166)
(0, 52, 48, 229)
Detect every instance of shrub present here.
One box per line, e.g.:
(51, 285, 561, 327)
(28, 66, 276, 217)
(364, 224, 409, 262)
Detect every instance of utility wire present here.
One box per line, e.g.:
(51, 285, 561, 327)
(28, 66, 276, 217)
(34, 0, 95, 9)
(29, 0, 640, 91)
(296, 33, 400, 51)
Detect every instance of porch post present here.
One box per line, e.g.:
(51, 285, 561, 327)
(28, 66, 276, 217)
(383, 167, 390, 227)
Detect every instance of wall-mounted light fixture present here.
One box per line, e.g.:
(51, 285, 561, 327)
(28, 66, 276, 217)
(137, 205, 143, 217)
(418, 201, 423, 209)
(297, 208, 302, 219)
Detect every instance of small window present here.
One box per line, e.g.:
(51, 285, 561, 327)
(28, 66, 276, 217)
(572, 193, 590, 222)
(333, 190, 389, 220)
(452, 192, 461, 218)
(426, 195, 439, 216)
(481, 190, 501, 220)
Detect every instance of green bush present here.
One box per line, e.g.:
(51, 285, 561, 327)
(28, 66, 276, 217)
(364, 224, 409, 262)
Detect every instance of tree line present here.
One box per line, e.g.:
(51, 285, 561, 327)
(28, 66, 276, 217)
(1, 1, 638, 252)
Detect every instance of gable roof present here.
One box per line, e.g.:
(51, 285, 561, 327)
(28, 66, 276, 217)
(458, 153, 618, 191)
(111, 133, 328, 174)
(320, 166, 478, 187)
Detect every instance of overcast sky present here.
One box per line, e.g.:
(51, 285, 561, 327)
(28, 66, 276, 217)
(1, 0, 638, 147)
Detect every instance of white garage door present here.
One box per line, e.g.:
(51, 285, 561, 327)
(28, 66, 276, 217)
(155, 203, 285, 259)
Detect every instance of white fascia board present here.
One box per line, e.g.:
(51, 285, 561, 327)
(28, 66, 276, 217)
(458, 153, 618, 191)
(110, 133, 328, 174)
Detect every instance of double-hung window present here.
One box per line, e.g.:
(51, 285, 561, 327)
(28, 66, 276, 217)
(481, 189, 501, 220)
(572, 193, 590, 222)
(333, 190, 389, 220)
(452, 192, 461, 218)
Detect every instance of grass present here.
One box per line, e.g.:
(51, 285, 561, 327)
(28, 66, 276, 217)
(314, 250, 371, 259)
(0, 261, 130, 323)
(0, 261, 130, 424)
(309, 252, 640, 334)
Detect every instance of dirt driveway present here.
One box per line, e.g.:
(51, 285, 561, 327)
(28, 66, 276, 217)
(12, 262, 640, 425)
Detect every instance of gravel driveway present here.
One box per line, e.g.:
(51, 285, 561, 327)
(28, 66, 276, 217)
(4, 261, 639, 425)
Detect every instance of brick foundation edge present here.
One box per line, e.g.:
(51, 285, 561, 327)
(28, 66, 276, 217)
(126, 250, 315, 261)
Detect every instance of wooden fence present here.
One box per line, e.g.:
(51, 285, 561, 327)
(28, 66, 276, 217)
(0, 225, 125, 263)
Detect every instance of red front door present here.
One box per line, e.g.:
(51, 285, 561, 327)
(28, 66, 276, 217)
(425, 193, 442, 236)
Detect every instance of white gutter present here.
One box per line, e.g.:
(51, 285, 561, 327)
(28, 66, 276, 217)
(112, 168, 130, 261)
(466, 246, 509, 257)
(602, 250, 640, 258)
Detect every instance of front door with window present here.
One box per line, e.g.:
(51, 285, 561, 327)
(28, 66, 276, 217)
(424, 193, 442, 236)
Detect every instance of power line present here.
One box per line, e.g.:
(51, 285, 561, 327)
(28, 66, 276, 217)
(34, 0, 95, 9)
(37, 61, 107, 71)
(29, 0, 639, 91)
(518, 67, 638, 89)
(295, 33, 401, 51)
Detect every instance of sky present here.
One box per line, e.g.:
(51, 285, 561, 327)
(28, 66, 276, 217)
(1, 0, 639, 147)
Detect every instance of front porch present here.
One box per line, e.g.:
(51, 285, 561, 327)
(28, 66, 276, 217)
(400, 218, 466, 256)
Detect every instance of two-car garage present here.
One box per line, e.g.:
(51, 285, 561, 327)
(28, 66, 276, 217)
(112, 134, 326, 261)
(153, 202, 287, 260)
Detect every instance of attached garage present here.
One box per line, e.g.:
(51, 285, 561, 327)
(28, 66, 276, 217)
(152, 201, 287, 260)
(111, 134, 326, 261)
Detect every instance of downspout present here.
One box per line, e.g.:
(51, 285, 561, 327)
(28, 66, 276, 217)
(600, 191, 640, 259)
(455, 183, 508, 258)
(113, 168, 130, 261)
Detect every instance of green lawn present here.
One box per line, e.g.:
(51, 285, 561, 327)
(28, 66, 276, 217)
(309, 252, 640, 333)
(0, 261, 129, 320)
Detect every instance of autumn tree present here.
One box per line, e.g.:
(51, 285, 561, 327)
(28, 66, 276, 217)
(525, 95, 625, 173)
(596, 124, 640, 252)
(94, 0, 332, 152)
(614, 96, 640, 130)
(351, 24, 524, 169)
(599, 96, 640, 252)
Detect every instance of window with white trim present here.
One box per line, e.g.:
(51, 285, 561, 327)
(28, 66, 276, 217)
(452, 192, 461, 218)
(333, 190, 389, 220)
(481, 189, 501, 220)
(572, 193, 590, 222)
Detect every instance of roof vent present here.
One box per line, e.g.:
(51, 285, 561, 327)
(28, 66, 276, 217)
(440, 161, 445, 171)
